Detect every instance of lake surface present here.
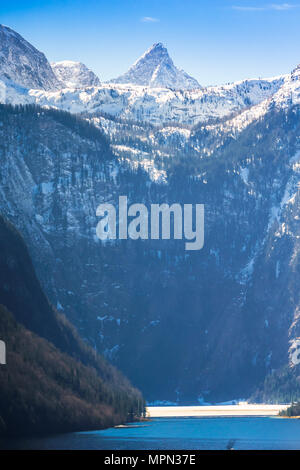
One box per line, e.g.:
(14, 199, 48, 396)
(2, 416, 300, 450)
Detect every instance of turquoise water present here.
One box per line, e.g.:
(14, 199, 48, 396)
(2, 417, 300, 450)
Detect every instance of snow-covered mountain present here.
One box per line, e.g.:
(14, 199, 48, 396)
(0, 23, 298, 131)
(110, 42, 200, 90)
(1, 24, 300, 403)
(51, 60, 101, 88)
(0, 24, 60, 90)
(0, 25, 292, 127)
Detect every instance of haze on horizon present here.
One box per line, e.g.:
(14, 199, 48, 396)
(1, 0, 300, 86)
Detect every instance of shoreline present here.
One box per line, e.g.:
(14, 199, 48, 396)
(147, 404, 290, 418)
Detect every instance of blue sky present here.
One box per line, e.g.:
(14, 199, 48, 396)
(1, 0, 300, 85)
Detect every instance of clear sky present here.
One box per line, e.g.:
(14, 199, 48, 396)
(1, 0, 300, 86)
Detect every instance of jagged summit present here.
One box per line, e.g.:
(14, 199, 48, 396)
(51, 60, 101, 88)
(132, 42, 167, 66)
(110, 42, 201, 90)
(291, 63, 300, 80)
(0, 24, 60, 90)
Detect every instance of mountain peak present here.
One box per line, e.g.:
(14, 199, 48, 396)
(51, 60, 101, 88)
(291, 63, 300, 80)
(110, 43, 201, 90)
(149, 42, 165, 50)
(147, 42, 167, 53)
(0, 24, 60, 90)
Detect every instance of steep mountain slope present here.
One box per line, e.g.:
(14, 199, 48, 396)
(0, 306, 143, 437)
(0, 103, 299, 403)
(110, 43, 200, 89)
(0, 25, 60, 90)
(0, 215, 144, 436)
(51, 60, 101, 88)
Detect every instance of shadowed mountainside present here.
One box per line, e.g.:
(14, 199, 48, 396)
(0, 215, 144, 437)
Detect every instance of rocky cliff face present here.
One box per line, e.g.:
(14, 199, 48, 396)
(0, 25, 60, 90)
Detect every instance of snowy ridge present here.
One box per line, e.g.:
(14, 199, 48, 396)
(22, 75, 285, 127)
(200, 66, 300, 144)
